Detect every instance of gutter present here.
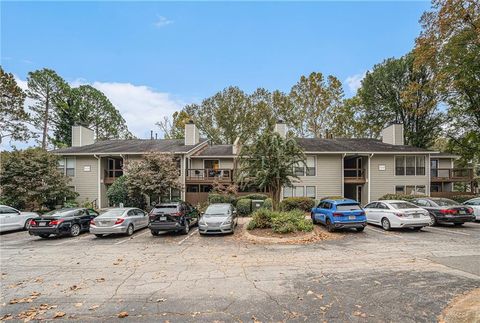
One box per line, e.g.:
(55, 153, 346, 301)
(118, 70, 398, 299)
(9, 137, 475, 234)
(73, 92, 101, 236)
(94, 154, 102, 208)
(368, 153, 374, 203)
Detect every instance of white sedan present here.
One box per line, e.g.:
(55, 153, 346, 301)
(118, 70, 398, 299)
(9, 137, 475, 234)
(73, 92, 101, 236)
(364, 200, 430, 231)
(463, 198, 480, 221)
(0, 205, 38, 233)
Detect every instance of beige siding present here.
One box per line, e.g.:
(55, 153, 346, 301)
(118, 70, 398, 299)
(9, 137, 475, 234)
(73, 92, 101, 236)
(369, 154, 430, 201)
(67, 156, 99, 206)
(291, 154, 343, 200)
(437, 158, 454, 168)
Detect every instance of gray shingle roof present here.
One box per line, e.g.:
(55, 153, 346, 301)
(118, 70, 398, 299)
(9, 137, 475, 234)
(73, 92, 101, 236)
(52, 139, 207, 154)
(430, 152, 459, 158)
(194, 145, 234, 156)
(294, 138, 434, 153)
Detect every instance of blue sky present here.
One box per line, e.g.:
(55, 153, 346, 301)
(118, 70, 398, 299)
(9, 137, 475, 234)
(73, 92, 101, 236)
(1, 1, 431, 144)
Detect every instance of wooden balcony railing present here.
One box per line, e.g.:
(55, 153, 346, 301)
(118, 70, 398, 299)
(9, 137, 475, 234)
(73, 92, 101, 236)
(431, 168, 474, 182)
(104, 169, 123, 184)
(344, 168, 366, 184)
(186, 168, 234, 183)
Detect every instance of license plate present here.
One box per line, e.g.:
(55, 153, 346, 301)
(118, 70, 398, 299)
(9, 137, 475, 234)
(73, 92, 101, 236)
(459, 211, 466, 215)
(159, 216, 167, 221)
(413, 214, 420, 218)
(39, 222, 46, 226)
(348, 216, 355, 220)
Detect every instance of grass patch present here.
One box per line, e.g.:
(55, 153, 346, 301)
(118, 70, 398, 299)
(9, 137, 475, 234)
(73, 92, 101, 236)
(247, 209, 313, 234)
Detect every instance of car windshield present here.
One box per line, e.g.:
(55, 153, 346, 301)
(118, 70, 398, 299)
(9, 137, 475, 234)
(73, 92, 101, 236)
(151, 205, 178, 214)
(433, 199, 459, 206)
(336, 204, 361, 211)
(98, 209, 125, 218)
(43, 209, 78, 217)
(204, 205, 230, 217)
(390, 202, 419, 210)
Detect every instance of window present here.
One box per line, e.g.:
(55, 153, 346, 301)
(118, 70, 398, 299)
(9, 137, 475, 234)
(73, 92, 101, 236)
(377, 203, 389, 209)
(186, 185, 199, 193)
(306, 156, 316, 176)
(364, 203, 377, 209)
(395, 185, 404, 194)
(395, 155, 426, 176)
(323, 202, 332, 209)
(306, 186, 316, 199)
(336, 204, 361, 211)
(66, 158, 75, 177)
(294, 162, 305, 177)
(395, 185, 426, 195)
(414, 199, 430, 207)
(0, 206, 18, 214)
(294, 186, 304, 198)
(284, 186, 316, 199)
(283, 187, 293, 198)
(58, 159, 65, 173)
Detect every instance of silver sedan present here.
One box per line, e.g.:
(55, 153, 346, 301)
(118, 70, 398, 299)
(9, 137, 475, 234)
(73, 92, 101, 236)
(198, 203, 238, 235)
(90, 208, 148, 237)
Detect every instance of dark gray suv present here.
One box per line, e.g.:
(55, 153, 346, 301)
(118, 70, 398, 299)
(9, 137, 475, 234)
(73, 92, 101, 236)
(148, 202, 199, 235)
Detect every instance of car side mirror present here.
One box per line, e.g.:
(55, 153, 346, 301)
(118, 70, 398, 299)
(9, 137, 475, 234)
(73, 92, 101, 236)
(233, 210, 237, 214)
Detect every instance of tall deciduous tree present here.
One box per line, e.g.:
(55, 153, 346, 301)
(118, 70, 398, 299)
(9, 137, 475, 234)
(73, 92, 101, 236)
(27, 69, 69, 149)
(357, 53, 442, 148)
(237, 131, 305, 210)
(124, 152, 180, 202)
(156, 110, 190, 139)
(0, 148, 77, 210)
(415, 0, 480, 163)
(0, 67, 32, 144)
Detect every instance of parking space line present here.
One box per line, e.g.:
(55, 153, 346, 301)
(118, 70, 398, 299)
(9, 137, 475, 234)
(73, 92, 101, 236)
(178, 228, 198, 245)
(366, 226, 404, 238)
(425, 226, 471, 236)
(114, 230, 150, 245)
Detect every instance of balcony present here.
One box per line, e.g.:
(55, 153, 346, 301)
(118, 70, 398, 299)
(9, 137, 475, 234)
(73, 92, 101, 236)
(104, 169, 123, 185)
(344, 168, 366, 184)
(431, 168, 474, 183)
(186, 168, 234, 184)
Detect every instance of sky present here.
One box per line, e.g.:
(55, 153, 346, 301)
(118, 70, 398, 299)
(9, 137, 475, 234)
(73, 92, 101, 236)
(1, 1, 431, 149)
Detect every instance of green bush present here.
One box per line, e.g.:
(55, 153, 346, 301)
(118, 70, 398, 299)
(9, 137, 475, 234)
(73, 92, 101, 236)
(248, 208, 274, 229)
(263, 198, 273, 210)
(449, 195, 480, 203)
(280, 197, 315, 212)
(208, 193, 235, 204)
(240, 193, 269, 201)
(236, 198, 252, 216)
(319, 196, 344, 201)
(379, 194, 426, 202)
(247, 209, 313, 233)
(64, 200, 79, 208)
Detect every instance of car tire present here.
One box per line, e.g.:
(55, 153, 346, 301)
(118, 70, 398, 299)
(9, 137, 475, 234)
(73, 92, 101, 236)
(428, 214, 437, 226)
(311, 213, 317, 224)
(454, 223, 464, 226)
(151, 230, 160, 236)
(326, 219, 335, 232)
(70, 224, 81, 237)
(381, 218, 391, 231)
(126, 224, 134, 236)
(39, 234, 50, 239)
(24, 219, 33, 230)
(181, 220, 190, 235)
(94, 234, 104, 238)
(356, 227, 365, 232)
(412, 227, 422, 231)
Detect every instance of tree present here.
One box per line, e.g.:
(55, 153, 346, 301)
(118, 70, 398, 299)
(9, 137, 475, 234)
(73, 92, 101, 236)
(0, 67, 33, 144)
(237, 131, 305, 210)
(156, 110, 190, 139)
(53, 85, 133, 146)
(414, 0, 480, 163)
(0, 148, 77, 210)
(290, 72, 345, 138)
(27, 68, 70, 149)
(106, 176, 144, 208)
(124, 152, 181, 202)
(357, 53, 443, 148)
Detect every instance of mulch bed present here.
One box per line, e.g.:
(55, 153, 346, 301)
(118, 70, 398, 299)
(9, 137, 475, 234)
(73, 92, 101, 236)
(243, 223, 342, 244)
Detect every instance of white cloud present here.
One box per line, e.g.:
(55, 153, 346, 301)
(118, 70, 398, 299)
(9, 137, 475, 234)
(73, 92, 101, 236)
(153, 15, 173, 28)
(345, 72, 366, 94)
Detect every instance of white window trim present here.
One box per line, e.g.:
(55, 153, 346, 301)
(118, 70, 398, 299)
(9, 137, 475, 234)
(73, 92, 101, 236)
(394, 155, 426, 177)
(295, 155, 316, 177)
(393, 184, 427, 195)
(283, 185, 316, 199)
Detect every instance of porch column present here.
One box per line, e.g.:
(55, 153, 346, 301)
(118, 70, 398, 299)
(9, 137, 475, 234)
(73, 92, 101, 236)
(341, 153, 346, 197)
(367, 154, 373, 203)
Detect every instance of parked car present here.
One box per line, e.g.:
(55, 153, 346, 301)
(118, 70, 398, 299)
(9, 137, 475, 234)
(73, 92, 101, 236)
(28, 208, 99, 238)
(198, 203, 238, 235)
(364, 200, 430, 231)
(90, 208, 148, 237)
(311, 199, 366, 232)
(0, 205, 38, 233)
(463, 198, 480, 221)
(411, 197, 475, 226)
(149, 201, 199, 236)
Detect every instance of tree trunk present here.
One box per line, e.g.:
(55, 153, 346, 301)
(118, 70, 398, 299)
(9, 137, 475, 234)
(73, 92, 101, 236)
(42, 93, 50, 150)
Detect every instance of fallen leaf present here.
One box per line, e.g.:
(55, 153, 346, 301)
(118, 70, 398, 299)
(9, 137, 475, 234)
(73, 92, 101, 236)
(33, 277, 43, 283)
(156, 298, 167, 302)
(69, 285, 81, 291)
(95, 278, 105, 282)
(30, 291, 41, 297)
(307, 290, 314, 295)
(0, 313, 13, 320)
(74, 303, 83, 307)
(113, 262, 120, 265)
(53, 311, 66, 318)
(89, 305, 99, 311)
(118, 311, 129, 318)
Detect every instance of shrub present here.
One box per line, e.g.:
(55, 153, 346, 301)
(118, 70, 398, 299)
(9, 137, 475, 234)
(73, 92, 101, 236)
(449, 195, 480, 203)
(263, 198, 273, 210)
(241, 194, 269, 201)
(247, 209, 313, 233)
(236, 198, 252, 216)
(208, 193, 235, 204)
(248, 208, 274, 229)
(280, 197, 315, 212)
(379, 194, 426, 202)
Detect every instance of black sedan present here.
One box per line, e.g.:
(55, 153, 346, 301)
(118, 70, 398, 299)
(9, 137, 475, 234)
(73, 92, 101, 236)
(28, 208, 99, 238)
(411, 197, 475, 226)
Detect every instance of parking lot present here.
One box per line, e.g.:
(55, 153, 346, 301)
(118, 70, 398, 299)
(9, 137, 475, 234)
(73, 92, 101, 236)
(1, 220, 480, 322)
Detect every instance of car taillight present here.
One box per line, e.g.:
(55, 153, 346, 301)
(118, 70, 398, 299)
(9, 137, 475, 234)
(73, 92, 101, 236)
(333, 212, 343, 217)
(90, 219, 95, 225)
(467, 207, 474, 214)
(394, 212, 405, 217)
(30, 220, 37, 226)
(172, 212, 182, 217)
(49, 219, 64, 226)
(359, 211, 365, 216)
(114, 218, 124, 225)
(440, 209, 457, 215)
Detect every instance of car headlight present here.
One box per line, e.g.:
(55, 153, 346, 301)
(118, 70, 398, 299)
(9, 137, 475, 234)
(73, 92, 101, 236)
(199, 219, 207, 225)
(223, 218, 232, 225)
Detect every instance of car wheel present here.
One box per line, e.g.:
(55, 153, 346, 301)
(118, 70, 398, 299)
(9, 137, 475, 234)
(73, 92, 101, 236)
(126, 224, 134, 236)
(181, 220, 190, 235)
(356, 227, 365, 232)
(381, 218, 391, 231)
(94, 234, 104, 238)
(70, 224, 81, 237)
(311, 213, 317, 224)
(428, 214, 437, 226)
(39, 234, 50, 239)
(24, 219, 33, 230)
(151, 230, 159, 236)
(326, 219, 335, 232)
(412, 227, 422, 231)
(454, 223, 464, 226)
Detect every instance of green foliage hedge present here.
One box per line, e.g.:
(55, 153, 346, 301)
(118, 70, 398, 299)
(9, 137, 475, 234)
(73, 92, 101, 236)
(263, 198, 273, 210)
(449, 195, 480, 203)
(236, 198, 252, 216)
(379, 194, 426, 202)
(280, 197, 315, 212)
(247, 209, 313, 234)
(208, 193, 235, 205)
(240, 194, 269, 201)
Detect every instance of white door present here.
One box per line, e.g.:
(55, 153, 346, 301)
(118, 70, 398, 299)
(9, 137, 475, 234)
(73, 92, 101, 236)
(375, 202, 391, 223)
(364, 202, 379, 223)
(0, 206, 22, 231)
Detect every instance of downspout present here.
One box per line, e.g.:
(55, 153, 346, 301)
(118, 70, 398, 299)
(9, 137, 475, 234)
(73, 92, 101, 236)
(368, 153, 374, 203)
(94, 154, 101, 209)
(427, 154, 431, 196)
(341, 153, 346, 197)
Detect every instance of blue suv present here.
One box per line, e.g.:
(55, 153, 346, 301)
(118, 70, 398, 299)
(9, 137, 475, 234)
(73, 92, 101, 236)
(311, 199, 367, 232)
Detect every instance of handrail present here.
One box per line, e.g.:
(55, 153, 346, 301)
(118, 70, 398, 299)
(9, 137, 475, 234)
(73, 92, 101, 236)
(431, 168, 473, 179)
(344, 168, 365, 179)
(186, 168, 233, 180)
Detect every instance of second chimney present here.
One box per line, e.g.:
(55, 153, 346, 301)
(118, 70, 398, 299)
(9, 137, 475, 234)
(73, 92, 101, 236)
(185, 120, 200, 145)
(381, 123, 404, 145)
(274, 120, 287, 139)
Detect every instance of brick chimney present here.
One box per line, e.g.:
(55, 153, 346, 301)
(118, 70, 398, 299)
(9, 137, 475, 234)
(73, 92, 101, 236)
(184, 120, 200, 145)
